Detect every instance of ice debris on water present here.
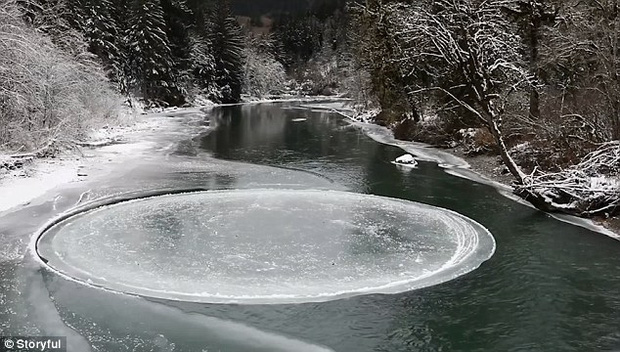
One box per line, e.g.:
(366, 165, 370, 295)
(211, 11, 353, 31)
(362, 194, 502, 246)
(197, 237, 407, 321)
(394, 154, 418, 166)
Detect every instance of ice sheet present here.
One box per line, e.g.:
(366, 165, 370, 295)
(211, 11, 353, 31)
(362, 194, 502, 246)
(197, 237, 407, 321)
(37, 189, 495, 304)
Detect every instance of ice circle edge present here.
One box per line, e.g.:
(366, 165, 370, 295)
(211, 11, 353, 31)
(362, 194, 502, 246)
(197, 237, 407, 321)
(35, 189, 496, 304)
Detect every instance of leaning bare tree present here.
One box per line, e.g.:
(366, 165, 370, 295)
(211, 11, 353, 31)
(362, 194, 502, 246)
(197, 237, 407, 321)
(386, 0, 530, 183)
(349, 0, 619, 217)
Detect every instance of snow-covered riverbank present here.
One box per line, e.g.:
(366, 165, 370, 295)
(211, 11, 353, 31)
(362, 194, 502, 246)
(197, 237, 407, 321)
(329, 104, 620, 240)
(0, 97, 333, 214)
(0, 107, 210, 215)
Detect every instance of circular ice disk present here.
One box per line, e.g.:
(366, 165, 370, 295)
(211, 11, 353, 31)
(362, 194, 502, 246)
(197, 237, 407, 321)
(37, 190, 495, 304)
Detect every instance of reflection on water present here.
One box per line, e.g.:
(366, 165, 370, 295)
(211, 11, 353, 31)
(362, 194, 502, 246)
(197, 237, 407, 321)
(201, 104, 377, 190)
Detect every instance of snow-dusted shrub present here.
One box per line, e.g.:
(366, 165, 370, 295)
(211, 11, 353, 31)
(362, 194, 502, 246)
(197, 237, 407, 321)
(298, 57, 340, 96)
(0, 0, 119, 153)
(341, 65, 377, 111)
(244, 53, 287, 98)
(458, 128, 496, 155)
(243, 35, 286, 98)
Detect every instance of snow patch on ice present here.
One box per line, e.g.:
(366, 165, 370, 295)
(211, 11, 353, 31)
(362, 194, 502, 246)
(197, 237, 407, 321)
(0, 159, 83, 213)
(392, 154, 418, 169)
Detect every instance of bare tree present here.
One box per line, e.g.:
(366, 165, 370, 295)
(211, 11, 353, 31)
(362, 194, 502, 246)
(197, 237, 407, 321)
(538, 0, 620, 142)
(590, 0, 620, 140)
(503, 0, 557, 120)
(384, 0, 531, 183)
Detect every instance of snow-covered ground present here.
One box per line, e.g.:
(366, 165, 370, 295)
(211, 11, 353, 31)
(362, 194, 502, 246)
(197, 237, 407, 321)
(0, 106, 210, 215)
(240, 95, 351, 107)
(0, 97, 331, 215)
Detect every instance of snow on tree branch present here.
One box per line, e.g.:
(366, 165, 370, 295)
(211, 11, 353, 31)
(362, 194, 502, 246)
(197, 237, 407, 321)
(517, 141, 620, 216)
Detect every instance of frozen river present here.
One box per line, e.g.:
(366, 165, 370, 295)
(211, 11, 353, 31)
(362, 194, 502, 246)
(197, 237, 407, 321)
(37, 189, 494, 304)
(1, 102, 619, 351)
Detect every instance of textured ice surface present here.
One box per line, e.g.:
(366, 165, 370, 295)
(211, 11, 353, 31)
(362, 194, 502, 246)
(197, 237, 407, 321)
(37, 190, 495, 304)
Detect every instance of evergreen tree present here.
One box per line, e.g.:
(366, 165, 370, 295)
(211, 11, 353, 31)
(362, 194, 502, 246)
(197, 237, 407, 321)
(127, 0, 184, 105)
(72, 0, 121, 79)
(18, 0, 85, 54)
(349, 0, 420, 128)
(184, 0, 216, 97)
(272, 12, 322, 68)
(185, 0, 208, 34)
(208, 0, 245, 103)
(161, 0, 193, 91)
(188, 31, 216, 94)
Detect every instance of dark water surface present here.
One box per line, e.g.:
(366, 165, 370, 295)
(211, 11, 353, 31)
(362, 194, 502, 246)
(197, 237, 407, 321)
(1, 103, 619, 351)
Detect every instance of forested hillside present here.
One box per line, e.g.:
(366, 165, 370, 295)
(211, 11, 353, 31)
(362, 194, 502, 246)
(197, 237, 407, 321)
(231, 0, 308, 15)
(266, 0, 349, 95)
(0, 0, 244, 155)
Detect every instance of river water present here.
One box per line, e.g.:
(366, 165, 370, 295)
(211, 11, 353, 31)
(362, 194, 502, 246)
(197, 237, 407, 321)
(1, 102, 619, 351)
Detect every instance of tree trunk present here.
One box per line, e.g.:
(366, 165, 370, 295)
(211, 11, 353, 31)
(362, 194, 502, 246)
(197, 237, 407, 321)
(486, 112, 526, 185)
(614, 0, 620, 140)
(529, 13, 540, 120)
(529, 88, 540, 120)
(604, 0, 620, 140)
(479, 99, 527, 184)
(613, 96, 620, 140)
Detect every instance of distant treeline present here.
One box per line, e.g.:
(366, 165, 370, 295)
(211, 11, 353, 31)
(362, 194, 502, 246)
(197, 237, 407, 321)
(231, 0, 308, 16)
(231, 0, 347, 18)
(16, 0, 349, 106)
